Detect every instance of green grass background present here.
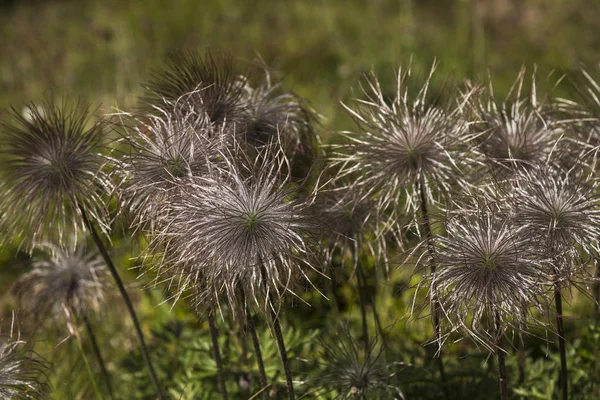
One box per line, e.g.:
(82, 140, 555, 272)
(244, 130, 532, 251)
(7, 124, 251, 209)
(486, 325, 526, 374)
(2, 0, 600, 398)
(2, 0, 600, 131)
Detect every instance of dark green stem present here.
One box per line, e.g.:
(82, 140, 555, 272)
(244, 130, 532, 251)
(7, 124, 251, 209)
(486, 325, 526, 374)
(518, 313, 526, 385)
(258, 263, 294, 400)
(78, 204, 164, 400)
(554, 280, 568, 400)
(270, 306, 294, 400)
(245, 304, 268, 398)
(207, 313, 228, 400)
(594, 258, 600, 324)
(497, 344, 508, 400)
(326, 265, 341, 322)
(356, 262, 387, 347)
(81, 312, 114, 399)
(418, 178, 449, 398)
(239, 287, 268, 398)
(495, 312, 508, 400)
(354, 263, 370, 347)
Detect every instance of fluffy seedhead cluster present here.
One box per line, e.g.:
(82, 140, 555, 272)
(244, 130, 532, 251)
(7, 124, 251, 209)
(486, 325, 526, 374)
(331, 62, 473, 228)
(0, 99, 113, 250)
(5, 51, 600, 399)
(431, 208, 549, 348)
(509, 166, 600, 285)
(143, 51, 247, 124)
(142, 51, 317, 168)
(13, 246, 107, 323)
(0, 319, 50, 399)
(148, 144, 321, 312)
(238, 69, 317, 166)
(317, 187, 398, 276)
(466, 69, 586, 180)
(115, 96, 226, 230)
(311, 329, 404, 399)
(558, 65, 600, 147)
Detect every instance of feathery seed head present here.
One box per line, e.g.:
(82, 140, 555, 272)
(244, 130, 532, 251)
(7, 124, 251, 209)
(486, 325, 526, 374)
(317, 187, 397, 273)
(432, 208, 549, 348)
(0, 318, 50, 399)
(238, 69, 317, 164)
(143, 50, 246, 124)
(468, 68, 568, 175)
(115, 97, 225, 229)
(311, 330, 405, 399)
(13, 245, 107, 322)
(559, 65, 600, 146)
(332, 61, 472, 225)
(511, 166, 600, 257)
(0, 99, 113, 250)
(149, 143, 322, 311)
(320, 189, 376, 248)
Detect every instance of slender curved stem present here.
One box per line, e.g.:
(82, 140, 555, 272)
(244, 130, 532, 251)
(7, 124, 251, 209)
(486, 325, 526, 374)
(554, 280, 568, 400)
(207, 313, 228, 400)
(81, 312, 114, 399)
(245, 304, 268, 398)
(74, 329, 104, 400)
(238, 287, 268, 396)
(78, 204, 164, 400)
(497, 345, 508, 400)
(518, 312, 526, 385)
(326, 263, 341, 322)
(495, 313, 508, 400)
(418, 178, 449, 397)
(66, 306, 103, 400)
(354, 263, 370, 347)
(258, 264, 294, 400)
(594, 258, 600, 324)
(270, 307, 294, 400)
(356, 262, 387, 348)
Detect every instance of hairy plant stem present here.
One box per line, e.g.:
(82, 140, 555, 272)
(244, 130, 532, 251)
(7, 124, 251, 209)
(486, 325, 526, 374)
(78, 204, 164, 400)
(354, 262, 370, 347)
(326, 258, 341, 322)
(356, 261, 387, 347)
(497, 347, 508, 400)
(494, 312, 508, 400)
(259, 264, 294, 400)
(207, 313, 228, 400)
(239, 288, 268, 398)
(518, 326, 526, 385)
(594, 258, 600, 324)
(75, 330, 104, 400)
(554, 278, 569, 400)
(247, 310, 269, 398)
(270, 306, 294, 400)
(418, 178, 449, 397)
(66, 307, 103, 400)
(81, 312, 114, 399)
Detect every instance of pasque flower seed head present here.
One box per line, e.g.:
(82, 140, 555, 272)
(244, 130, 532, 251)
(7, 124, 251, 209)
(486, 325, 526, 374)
(0, 99, 113, 250)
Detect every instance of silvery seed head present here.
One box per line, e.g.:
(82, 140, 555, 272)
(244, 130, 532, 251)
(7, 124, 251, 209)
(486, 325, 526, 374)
(114, 96, 225, 230)
(0, 99, 113, 250)
(0, 318, 50, 399)
(331, 61, 473, 227)
(431, 208, 549, 349)
(317, 187, 398, 274)
(467, 68, 571, 176)
(142, 50, 247, 124)
(311, 329, 405, 399)
(510, 166, 600, 279)
(238, 68, 317, 165)
(149, 142, 322, 312)
(13, 245, 107, 323)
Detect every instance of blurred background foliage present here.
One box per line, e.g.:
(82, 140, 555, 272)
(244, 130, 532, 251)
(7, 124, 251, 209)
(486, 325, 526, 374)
(1, 0, 600, 398)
